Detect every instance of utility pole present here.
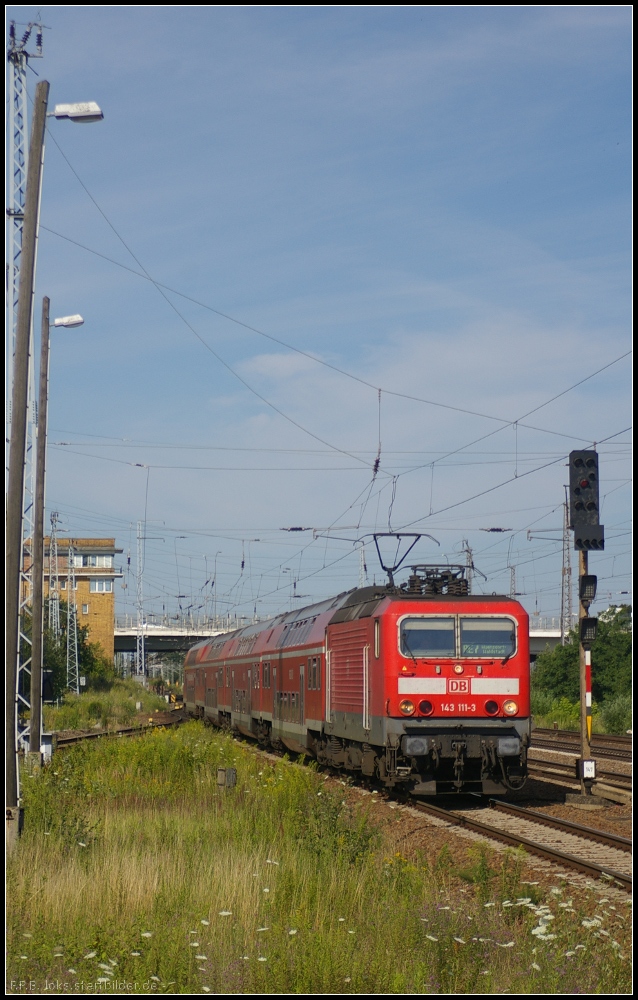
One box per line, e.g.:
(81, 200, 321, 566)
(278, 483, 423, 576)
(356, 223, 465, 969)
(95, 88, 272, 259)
(6, 79, 49, 825)
(567, 450, 603, 799)
(29, 297, 50, 755)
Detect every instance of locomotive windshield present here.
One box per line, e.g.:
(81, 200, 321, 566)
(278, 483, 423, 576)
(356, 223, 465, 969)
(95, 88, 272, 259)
(460, 618, 515, 658)
(400, 618, 455, 657)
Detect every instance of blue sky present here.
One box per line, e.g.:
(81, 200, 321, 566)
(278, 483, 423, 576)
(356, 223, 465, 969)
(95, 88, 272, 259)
(7, 5, 631, 626)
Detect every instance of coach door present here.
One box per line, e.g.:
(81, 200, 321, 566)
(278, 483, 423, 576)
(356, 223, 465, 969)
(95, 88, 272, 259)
(299, 662, 305, 724)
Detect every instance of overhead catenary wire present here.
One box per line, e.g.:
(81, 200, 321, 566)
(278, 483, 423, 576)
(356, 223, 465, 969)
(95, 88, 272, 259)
(42, 223, 630, 449)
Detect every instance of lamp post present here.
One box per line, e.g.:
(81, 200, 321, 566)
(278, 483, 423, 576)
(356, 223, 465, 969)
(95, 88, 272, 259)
(6, 79, 102, 839)
(29, 300, 84, 757)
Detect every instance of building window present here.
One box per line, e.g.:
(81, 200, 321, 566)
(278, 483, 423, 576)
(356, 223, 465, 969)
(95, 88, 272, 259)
(89, 578, 113, 593)
(74, 554, 114, 568)
(60, 580, 78, 591)
(82, 604, 89, 615)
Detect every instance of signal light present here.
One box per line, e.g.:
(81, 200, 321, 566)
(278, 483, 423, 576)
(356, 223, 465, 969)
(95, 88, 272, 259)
(574, 525, 605, 551)
(569, 450, 601, 529)
(579, 575, 598, 602)
(580, 617, 598, 644)
(485, 700, 499, 715)
(419, 700, 434, 716)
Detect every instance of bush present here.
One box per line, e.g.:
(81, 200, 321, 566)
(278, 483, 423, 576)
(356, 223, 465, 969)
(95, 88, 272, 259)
(600, 695, 632, 735)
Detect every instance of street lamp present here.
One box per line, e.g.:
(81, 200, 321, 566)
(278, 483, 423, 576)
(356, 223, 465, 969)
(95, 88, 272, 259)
(50, 102, 103, 123)
(6, 79, 102, 841)
(29, 300, 84, 757)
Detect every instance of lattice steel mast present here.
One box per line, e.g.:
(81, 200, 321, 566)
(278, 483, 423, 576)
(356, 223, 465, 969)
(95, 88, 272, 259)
(66, 541, 79, 694)
(48, 511, 61, 636)
(560, 489, 574, 644)
(7, 20, 44, 735)
(136, 521, 146, 676)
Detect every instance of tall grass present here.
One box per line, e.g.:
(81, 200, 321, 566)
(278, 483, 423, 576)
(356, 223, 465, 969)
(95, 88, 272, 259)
(7, 723, 631, 994)
(42, 678, 169, 733)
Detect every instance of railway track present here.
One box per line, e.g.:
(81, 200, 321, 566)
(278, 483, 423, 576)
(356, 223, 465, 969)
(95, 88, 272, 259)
(410, 797, 632, 894)
(531, 728, 632, 763)
(52, 712, 184, 749)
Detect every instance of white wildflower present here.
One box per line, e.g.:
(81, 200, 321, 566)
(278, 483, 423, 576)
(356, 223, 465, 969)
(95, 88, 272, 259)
(288, 930, 297, 936)
(531, 963, 541, 972)
(453, 937, 466, 945)
(201, 919, 210, 926)
(67, 970, 76, 975)
(257, 927, 269, 933)
(484, 902, 496, 907)
(496, 942, 515, 948)
(565, 951, 576, 957)
(203, 987, 211, 993)
(141, 932, 152, 938)
(97, 978, 110, 984)
(131, 952, 141, 957)
(84, 951, 97, 959)
(98, 964, 113, 971)
(575, 945, 586, 951)
(258, 956, 267, 962)
(190, 942, 200, 947)
(195, 955, 208, 960)
(425, 934, 438, 942)
(263, 888, 270, 893)
(338, 917, 346, 922)
(150, 976, 160, 983)
(219, 911, 232, 916)
(348, 930, 355, 935)
(550, 887, 563, 895)
(582, 918, 602, 929)
(78, 842, 87, 848)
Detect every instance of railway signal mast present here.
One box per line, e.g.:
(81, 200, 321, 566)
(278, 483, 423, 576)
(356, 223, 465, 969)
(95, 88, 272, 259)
(567, 450, 604, 798)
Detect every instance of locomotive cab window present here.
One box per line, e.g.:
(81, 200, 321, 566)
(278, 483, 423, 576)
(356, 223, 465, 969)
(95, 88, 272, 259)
(400, 618, 455, 657)
(460, 618, 515, 658)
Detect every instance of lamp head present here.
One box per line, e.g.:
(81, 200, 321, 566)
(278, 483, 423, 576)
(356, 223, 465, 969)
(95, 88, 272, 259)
(51, 102, 103, 123)
(53, 314, 84, 328)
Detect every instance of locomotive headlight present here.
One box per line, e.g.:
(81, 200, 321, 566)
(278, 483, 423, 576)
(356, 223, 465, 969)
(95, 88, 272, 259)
(502, 700, 519, 716)
(453, 663, 464, 674)
(399, 699, 416, 716)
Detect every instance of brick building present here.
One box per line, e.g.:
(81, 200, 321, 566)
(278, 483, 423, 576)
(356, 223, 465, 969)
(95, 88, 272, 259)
(43, 537, 124, 661)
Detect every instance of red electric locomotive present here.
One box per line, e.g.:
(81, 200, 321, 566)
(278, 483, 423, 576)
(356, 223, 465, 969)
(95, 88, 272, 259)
(184, 558, 530, 795)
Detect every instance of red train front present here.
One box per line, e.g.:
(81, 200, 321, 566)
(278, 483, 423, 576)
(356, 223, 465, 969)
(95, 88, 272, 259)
(184, 564, 530, 795)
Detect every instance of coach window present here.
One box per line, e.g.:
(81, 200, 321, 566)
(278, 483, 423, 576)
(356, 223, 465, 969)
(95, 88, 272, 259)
(400, 617, 455, 658)
(460, 618, 515, 658)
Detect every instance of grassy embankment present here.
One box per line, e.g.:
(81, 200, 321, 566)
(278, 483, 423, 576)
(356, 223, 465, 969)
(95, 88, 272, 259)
(7, 722, 631, 995)
(42, 678, 172, 733)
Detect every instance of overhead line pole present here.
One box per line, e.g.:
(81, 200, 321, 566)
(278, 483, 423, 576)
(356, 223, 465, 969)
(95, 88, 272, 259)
(6, 79, 49, 828)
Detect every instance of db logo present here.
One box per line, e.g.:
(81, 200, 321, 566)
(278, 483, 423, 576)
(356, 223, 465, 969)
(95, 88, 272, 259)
(448, 679, 469, 693)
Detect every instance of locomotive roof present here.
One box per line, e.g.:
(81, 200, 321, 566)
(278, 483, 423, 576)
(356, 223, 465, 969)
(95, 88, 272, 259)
(187, 586, 521, 654)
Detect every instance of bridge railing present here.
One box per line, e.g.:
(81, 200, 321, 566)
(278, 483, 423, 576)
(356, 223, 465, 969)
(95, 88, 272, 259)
(114, 613, 267, 632)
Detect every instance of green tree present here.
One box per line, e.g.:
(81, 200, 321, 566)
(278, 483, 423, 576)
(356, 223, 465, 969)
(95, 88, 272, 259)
(19, 599, 116, 702)
(532, 605, 631, 702)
